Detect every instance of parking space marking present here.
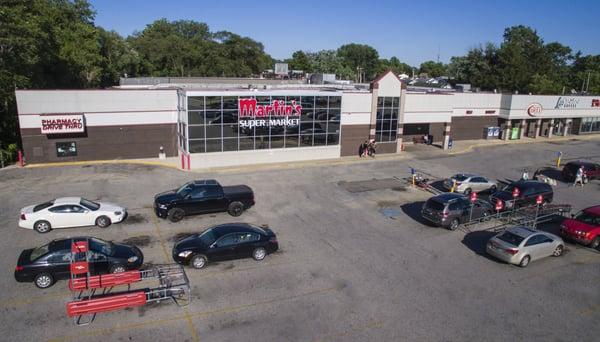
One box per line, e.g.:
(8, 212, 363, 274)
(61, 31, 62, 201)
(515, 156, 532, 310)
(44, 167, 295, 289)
(184, 308, 200, 342)
(147, 208, 171, 263)
(1, 290, 70, 308)
(47, 286, 338, 342)
(312, 320, 385, 342)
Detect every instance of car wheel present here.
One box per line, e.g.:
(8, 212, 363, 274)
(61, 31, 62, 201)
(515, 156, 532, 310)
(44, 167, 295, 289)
(448, 219, 459, 231)
(34, 273, 54, 289)
(190, 254, 207, 269)
(34, 220, 51, 233)
(553, 245, 564, 257)
(95, 215, 111, 228)
(463, 188, 472, 195)
(589, 237, 600, 249)
(252, 247, 267, 261)
(519, 255, 530, 267)
(110, 265, 126, 273)
(167, 208, 185, 223)
(227, 201, 244, 217)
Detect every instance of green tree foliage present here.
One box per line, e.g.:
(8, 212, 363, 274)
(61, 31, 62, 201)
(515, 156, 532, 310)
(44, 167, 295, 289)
(376, 57, 412, 76)
(0, 0, 101, 151)
(286, 50, 312, 72)
(337, 43, 379, 80)
(306, 50, 354, 80)
(419, 60, 447, 77)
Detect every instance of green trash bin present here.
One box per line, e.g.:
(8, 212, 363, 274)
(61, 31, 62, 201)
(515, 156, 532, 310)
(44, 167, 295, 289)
(510, 127, 520, 140)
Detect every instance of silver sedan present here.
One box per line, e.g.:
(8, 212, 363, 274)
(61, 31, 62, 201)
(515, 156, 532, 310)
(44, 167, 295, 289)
(443, 174, 497, 195)
(486, 226, 565, 267)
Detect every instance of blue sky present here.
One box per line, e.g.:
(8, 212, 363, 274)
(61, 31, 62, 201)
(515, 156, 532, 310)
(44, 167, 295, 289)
(89, 0, 600, 66)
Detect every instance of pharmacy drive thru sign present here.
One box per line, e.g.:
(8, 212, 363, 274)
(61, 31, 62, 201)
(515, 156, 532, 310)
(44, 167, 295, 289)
(40, 114, 85, 134)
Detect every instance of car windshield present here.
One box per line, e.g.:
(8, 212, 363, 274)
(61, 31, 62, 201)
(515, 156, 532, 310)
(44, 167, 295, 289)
(80, 198, 100, 211)
(176, 182, 194, 197)
(497, 232, 525, 247)
(33, 201, 54, 212)
(197, 229, 217, 246)
(453, 174, 469, 181)
(89, 238, 115, 256)
(30, 244, 50, 261)
(575, 211, 599, 225)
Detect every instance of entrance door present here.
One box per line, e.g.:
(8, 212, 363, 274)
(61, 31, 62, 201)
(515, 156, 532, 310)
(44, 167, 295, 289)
(526, 121, 536, 137)
(554, 120, 565, 136)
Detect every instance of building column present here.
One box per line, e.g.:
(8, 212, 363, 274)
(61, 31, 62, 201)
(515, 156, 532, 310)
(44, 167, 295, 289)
(442, 122, 451, 150)
(564, 119, 572, 136)
(534, 119, 542, 138)
(503, 120, 512, 141)
(396, 88, 407, 153)
(548, 119, 554, 138)
(369, 88, 379, 141)
(520, 119, 527, 139)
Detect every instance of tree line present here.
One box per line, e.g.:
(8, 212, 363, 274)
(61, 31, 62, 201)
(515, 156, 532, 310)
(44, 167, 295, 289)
(1, 0, 599, 154)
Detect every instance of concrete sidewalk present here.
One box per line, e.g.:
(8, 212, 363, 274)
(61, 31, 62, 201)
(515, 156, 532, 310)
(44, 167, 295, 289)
(18, 134, 600, 174)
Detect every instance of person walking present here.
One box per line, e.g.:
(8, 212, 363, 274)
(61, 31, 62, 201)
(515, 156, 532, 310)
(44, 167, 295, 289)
(358, 142, 364, 158)
(574, 166, 584, 187)
(521, 170, 529, 180)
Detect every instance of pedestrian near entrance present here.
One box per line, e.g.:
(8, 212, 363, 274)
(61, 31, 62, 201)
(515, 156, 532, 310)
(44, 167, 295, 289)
(573, 166, 584, 187)
(521, 170, 529, 180)
(359, 140, 369, 158)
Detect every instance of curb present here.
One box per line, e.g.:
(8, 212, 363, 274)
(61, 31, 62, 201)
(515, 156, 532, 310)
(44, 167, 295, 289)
(25, 159, 181, 170)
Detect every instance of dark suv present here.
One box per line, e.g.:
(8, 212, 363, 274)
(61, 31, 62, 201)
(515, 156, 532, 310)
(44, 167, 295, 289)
(421, 193, 493, 230)
(489, 180, 553, 210)
(562, 161, 600, 183)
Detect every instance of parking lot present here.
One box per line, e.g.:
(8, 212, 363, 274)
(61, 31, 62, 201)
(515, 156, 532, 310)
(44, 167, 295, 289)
(1, 138, 599, 341)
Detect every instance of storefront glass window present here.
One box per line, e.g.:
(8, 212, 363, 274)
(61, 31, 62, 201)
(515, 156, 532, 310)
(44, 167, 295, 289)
(579, 117, 600, 134)
(56, 142, 77, 157)
(186, 95, 341, 154)
(375, 96, 399, 142)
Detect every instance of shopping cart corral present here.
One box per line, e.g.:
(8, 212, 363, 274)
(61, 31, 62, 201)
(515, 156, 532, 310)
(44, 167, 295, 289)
(67, 238, 191, 326)
(459, 204, 572, 233)
(395, 168, 446, 196)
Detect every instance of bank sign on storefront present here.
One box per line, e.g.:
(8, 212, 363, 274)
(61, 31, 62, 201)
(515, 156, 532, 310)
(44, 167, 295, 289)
(238, 98, 301, 128)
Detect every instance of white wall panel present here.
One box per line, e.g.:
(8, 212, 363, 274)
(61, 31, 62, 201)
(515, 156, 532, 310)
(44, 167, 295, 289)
(16, 90, 177, 114)
(341, 92, 372, 113)
(377, 73, 402, 97)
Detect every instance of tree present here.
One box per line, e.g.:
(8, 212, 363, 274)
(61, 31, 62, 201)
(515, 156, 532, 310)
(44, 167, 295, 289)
(337, 44, 379, 81)
(376, 57, 412, 76)
(419, 60, 447, 77)
(306, 50, 354, 80)
(287, 50, 311, 72)
(0, 0, 102, 151)
(98, 28, 144, 87)
(447, 43, 499, 90)
(497, 25, 550, 93)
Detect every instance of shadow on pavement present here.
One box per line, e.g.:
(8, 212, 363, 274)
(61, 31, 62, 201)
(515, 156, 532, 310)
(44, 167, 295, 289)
(400, 201, 436, 227)
(461, 230, 500, 262)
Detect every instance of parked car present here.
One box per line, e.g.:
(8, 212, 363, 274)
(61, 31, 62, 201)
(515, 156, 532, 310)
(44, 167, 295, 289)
(560, 205, 600, 249)
(486, 226, 564, 267)
(154, 180, 255, 222)
(561, 161, 600, 183)
(19, 197, 127, 233)
(489, 180, 553, 210)
(421, 193, 494, 230)
(443, 173, 497, 194)
(14, 237, 143, 288)
(172, 223, 278, 269)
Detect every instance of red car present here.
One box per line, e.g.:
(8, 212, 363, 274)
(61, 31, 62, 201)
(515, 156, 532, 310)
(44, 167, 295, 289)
(560, 205, 600, 249)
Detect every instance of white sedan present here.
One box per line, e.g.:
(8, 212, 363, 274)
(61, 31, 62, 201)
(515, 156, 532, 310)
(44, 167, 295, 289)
(19, 197, 127, 233)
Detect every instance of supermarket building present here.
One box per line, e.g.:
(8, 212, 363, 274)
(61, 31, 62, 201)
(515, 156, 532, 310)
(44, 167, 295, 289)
(15, 71, 600, 169)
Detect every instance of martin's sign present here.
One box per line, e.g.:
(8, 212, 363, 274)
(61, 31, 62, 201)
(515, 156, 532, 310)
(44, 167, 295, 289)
(40, 114, 85, 134)
(555, 97, 580, 109)
(238, 98, 302, 128)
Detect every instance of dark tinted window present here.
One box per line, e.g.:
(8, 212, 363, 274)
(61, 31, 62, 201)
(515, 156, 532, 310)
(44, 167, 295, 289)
(30, 244, 50, 261)
(454, 174, 469, 182)
(497, 232, 525, 246)
(34, 201, 54, 212)
(425, 199, 445, 211)
(525, 234, 546, 246)
(575, 211, 600, 226)
(89, 238, 114, 256)
(448, 201, 465, 211)
(190, 187, 207, 199)
(49, 205, 73, 213)
(197, 229, 217, 245)
(471, 177, 487, 183)
(47, 250, 71, 263)
(238, 232, 260, 243)
(80, 199, 100, 211)
(216, 234, 238, 247)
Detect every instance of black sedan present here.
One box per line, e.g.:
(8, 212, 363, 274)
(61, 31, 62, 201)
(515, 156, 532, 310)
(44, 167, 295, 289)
(172, 223, 278, 269)
(15, 237, 144, 289)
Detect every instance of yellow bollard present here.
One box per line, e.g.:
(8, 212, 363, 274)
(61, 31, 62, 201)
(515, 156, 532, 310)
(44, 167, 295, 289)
(450, 179, 457, 193)
(412, 174, 416, 186)
(556, 156, 561, 168)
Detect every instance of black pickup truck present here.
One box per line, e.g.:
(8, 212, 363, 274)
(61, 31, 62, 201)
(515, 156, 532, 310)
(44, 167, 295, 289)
(154, 180, 255, 222)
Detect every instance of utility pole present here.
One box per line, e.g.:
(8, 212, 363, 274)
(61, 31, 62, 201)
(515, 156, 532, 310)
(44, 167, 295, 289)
(586, 71, 591, 93)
